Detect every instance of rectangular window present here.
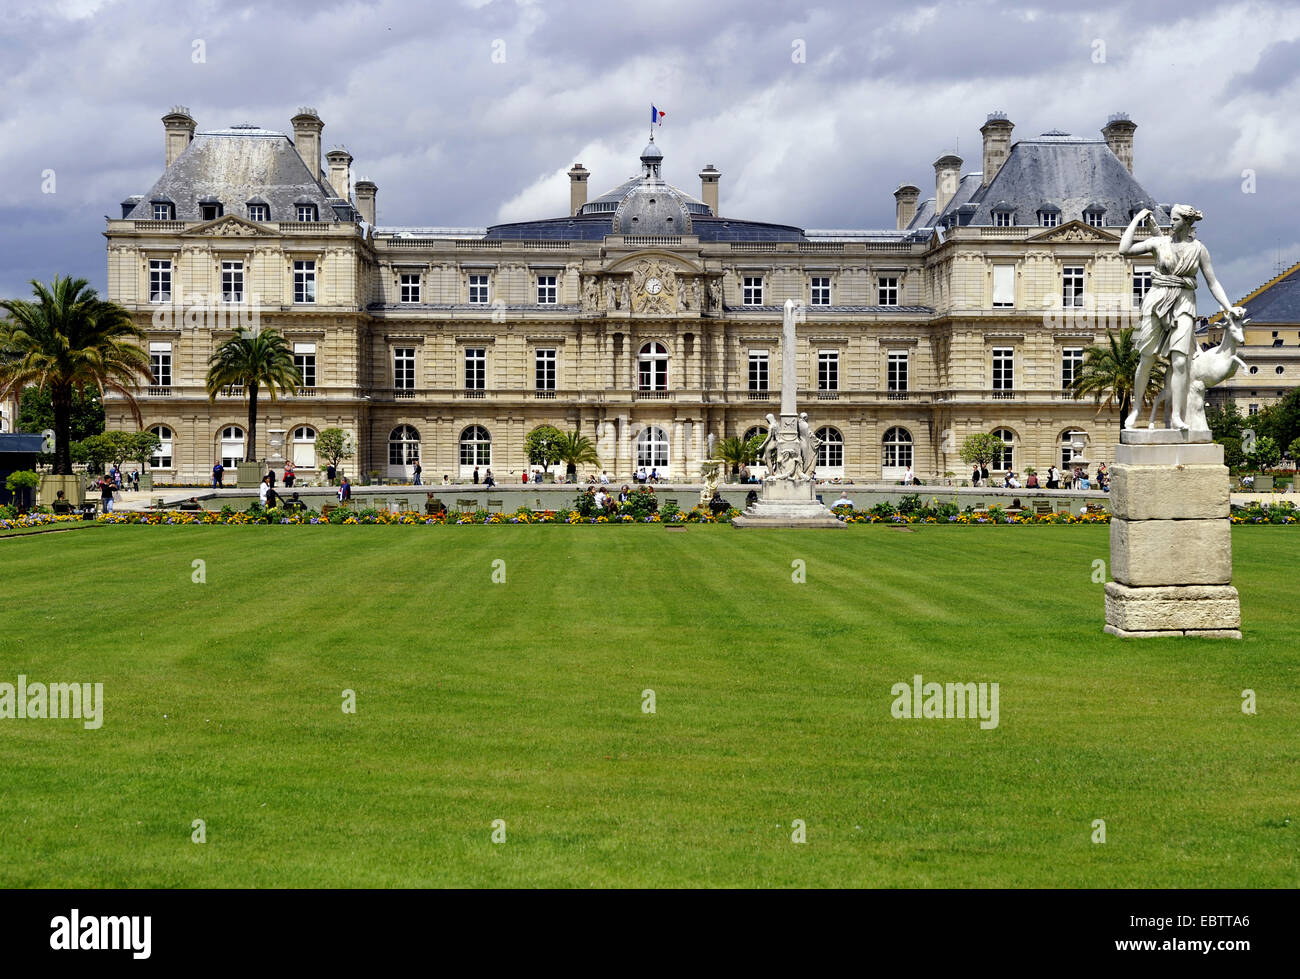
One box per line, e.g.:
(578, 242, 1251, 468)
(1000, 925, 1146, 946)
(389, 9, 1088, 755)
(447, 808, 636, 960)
(810, 276, 831, 306)
(399, 273, 421, 304)
(468, 274, 490, 304)
(221, 261, 244, 303)
(293, 260, 316, 304)
(992, 264, 1015, 307)
(748, 350, 769, 391)
(1039, 211, 1060, 228)
(148, 260, 171, 303)
(152, 203, 171, 220)
(878, 277, 899, 306)
(1132, 269, 1153, 309)
(1062, 266, 1085, 308)
(992, 347, 1014, 392)
(887, 350, 908, 392)
(294, 342, 317, 388)
(200, 202, 222, 221)
(1249, 403, 1259, 415)
(296, 204, 316, 222)
(149, 342, 172, 387)
(247, 204, 267, 222)
(818, 350, 839, 392)
(535, 348, 556, 390)
(1061, 347, 1084, 388)
(536, 274, 557, 305)
(393, 347, 415, 390)
(742, 276, 764, 306)
(994, 211, 1013, 227)
(1085, 211, 1104, 228)
(464, 347, 486, 389)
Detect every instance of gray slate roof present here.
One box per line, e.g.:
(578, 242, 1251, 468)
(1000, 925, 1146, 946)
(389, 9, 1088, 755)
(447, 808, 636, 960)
(1236, 263, 1300, 323)
(126, 127, 345, 222)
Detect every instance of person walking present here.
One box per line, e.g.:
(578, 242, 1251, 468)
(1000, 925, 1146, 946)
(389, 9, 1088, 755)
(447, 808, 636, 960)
(99, 475, 115, 513)
(326, 462, 337, 485)
(971, 463, 981, 487)
(259, 475, 271, 507)
(213, 461, 224, 488)
(979, 463, 989, 487)
(413, 462, 422, 486)
(284, 462, 295, 488)
(472, 466, 480, 485)
(337, 476, 351, 502)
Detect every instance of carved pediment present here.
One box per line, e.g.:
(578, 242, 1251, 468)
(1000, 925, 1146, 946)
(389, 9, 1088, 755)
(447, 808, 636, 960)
(184, 215, 274, 238)
(1028, 220, 1118, 244)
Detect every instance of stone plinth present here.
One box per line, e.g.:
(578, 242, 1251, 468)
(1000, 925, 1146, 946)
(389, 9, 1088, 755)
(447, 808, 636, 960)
(731, 479, 844, 529)
(1105, 435, 1240, 638)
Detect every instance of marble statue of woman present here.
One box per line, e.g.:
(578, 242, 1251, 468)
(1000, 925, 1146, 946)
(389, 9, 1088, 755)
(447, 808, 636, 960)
(1118, 205, 1245, 431)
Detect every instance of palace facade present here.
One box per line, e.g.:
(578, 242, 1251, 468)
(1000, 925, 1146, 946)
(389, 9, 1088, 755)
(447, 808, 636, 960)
(104, 106, 1171, 482)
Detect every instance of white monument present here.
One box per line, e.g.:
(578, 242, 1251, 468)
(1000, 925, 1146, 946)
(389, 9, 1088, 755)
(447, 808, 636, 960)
(732, 300, 844, 529)
(1105, 206, 1244, 637)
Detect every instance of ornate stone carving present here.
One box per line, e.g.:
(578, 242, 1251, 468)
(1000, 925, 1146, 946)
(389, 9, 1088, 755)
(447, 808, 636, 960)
(630, 258, 677, 314)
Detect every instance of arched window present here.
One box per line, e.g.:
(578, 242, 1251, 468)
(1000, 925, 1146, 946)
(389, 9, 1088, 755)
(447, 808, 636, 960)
(150, 425, 174, 468)
(636, 426, 669, 470)
(389, 425, 421, 467)
(219, 425, 244, 468)
(992, 428, 1015, 471)
(815, 427, 843, 470)
(1060, 429, 1087, 469)
(882, 427, 913, 469)
(742, 425, 768, 444)
(292, 426, 317, 468)
(459, 425, 490, 468)
(638, 341, 669, 391)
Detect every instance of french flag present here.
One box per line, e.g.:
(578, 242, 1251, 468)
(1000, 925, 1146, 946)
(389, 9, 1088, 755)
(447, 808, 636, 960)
(651, 105, 666, 126)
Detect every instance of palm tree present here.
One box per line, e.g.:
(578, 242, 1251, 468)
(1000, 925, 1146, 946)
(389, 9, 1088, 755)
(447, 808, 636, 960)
(0, 276, 150, 475)
(555, 430, 600, 481)
(1070, 327, 1164, 421)
(205, 328, 300, 463)
(716, 435, 760, 477)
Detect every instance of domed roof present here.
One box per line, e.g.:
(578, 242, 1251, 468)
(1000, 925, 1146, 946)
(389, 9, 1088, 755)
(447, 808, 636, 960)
(577, 135, 711, 234)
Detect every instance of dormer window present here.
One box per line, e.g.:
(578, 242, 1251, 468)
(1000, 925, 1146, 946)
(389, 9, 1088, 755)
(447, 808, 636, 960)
(1037, 206, 1060, 228)
(1083, 208, 1105, 228)
(247, 203, 268, 221)
(152, 201, 174, 220)
(199, 198, 223, 221)
(296, 203, 318, 222)
(994, 211, 1014, 227)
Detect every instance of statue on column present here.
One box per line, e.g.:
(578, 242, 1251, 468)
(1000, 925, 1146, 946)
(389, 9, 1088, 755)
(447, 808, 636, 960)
(1118, 205, 1246, 431)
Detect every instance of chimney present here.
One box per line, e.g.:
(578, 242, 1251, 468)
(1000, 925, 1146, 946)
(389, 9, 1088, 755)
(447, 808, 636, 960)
(354, 179, 377, 225)
(894, 184, 920, 229)
(979, 112, 1014, 187)
(933, 153, 962, 214)
(567, 163, 590, 216)
(325, 147, 353, 200)
(162, 106, 196, 168)
(1102, 112, 1137, 173)
(291, 108, 324, 182)
(698, 163, 721, 215)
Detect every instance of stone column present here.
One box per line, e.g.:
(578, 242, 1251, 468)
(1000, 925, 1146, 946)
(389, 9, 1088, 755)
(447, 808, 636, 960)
(1104, 432, 1241, 638)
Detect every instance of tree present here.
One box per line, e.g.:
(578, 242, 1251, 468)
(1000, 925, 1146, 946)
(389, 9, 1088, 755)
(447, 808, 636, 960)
(0, 276, 150, 474)
(72, 431, 137, 472)
(18, 385, 105, 443)
(1220, 436, 1245, 471)
(717, 435, 759, 476)
(1069, 327, 1164, 421)
(1288, 436, 1300, 465)
(1256, 387, 1300, 455)
(1206, 400, 1245, 442)
(554, 430, 600, 481)
(125, 431, 162, 468)
(959, 432, 1008, 467)
(1247, 435, 1281, 472)
(315, 428, 355, 471)
(204, 328, 300, 464)
(524, 425, 564, 477)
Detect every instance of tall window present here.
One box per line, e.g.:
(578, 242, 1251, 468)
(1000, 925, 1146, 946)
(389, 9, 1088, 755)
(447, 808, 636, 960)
(460, 425, 491, 467)
(292, 426, 317, 468)
(810, 276, 831, 306)
(1060, 429, 1087, 469)
(221, 261, 244, 303)
(293, 260, 316, 304)
(464, 347, 486, 390)
(393, 347, 415, 390)
(742, 276, 764, 306)
(1132, 269, 1153, 309)
(818, 350, 839, 392)
(149, 342, 172, 387)
(636, 427, 669, 470)
(1061, 347, 1084, 388)
(296, 204, 317, 222)
(1062, 266, 1085, 307)
(992, 428, 1015, 470)
(294, 342, 316, 389)
(639, 342, 669, 391)
(535, 348, 556, 391)
(993, 265, 1015, 307)
(220, 425, 245, 467)
(149, 260, 172, 303)
(468, 274, 490, 304)
(536, 274, 557, 305)
(992, 347, 1014, 393)
(882, 427, 913, 469)
(150, 425, 173, 468)
(247, 203, 268, 221)
(878, 276, 899, 306)
(887, 350, 908, 393)
(389, 425, 421, 467)
(399, 273, 421, 304)
(748, 350, 769, 392)
(815, 427, 843, 469)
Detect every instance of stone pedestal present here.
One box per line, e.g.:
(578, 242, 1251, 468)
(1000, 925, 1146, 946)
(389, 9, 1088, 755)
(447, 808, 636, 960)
(39, 474, 85, 506)
(731, 478, 844, 529)
(1104, 431, 1240, 638)
(236, 461, 264, 488)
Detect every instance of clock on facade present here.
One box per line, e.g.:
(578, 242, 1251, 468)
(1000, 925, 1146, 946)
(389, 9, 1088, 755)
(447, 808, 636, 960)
(645, 277, 662, 295)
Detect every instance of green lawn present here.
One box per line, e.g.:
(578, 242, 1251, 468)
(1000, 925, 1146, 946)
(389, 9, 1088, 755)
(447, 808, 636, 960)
(1, 525, 1295, 887)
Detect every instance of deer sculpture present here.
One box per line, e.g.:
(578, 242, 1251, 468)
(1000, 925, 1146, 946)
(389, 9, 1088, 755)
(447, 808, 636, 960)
(1148, 312, 1249, 432)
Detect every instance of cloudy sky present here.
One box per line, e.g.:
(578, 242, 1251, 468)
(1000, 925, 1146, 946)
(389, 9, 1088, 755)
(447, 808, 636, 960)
(2, 0, 1298, 306)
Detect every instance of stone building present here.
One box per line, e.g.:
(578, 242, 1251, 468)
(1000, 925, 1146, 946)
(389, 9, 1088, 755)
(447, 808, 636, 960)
(104, 107, 1169, 483)
(1205, 261, 1300, 419)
